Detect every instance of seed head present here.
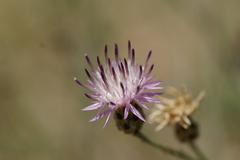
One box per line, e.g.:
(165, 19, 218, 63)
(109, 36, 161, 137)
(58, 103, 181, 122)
(148, 86, 205, 131)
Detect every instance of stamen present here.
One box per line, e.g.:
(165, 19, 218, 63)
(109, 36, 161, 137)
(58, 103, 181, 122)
(136, 85, 141, 94)
(120, 82, 125, 96)
(108, 58, 112, 70)
(147, 64, 154, 75)
(100, 72, 108, 88)
(114, 43, 119, 63)
(112, 67, 117, 82)
(145, 50, 152, 68)
(100, 65, 109, 88)
(85, 54, 94, 70)
(97, 56, 101, 68)
(110, 101, 116, 106)
(74, 77, 83, 86)
(120, 62, 126, 79)
(128, 40, 131, 59)
(131, 48, 135, 65)
(118, 64, 122, 73)
(124, 58, 129, 75)
(84, 93, 97, 101)
(74, 77, 89, 89)
(85, 69, 94, 82)
(139, 65, 143, 79)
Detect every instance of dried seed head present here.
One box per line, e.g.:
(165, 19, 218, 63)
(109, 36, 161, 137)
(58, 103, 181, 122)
(148, 86, 205, 131)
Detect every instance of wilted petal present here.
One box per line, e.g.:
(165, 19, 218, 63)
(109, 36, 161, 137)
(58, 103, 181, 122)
(195, 91, 205, 103)
(182, 116, 191, 126)
(148, 110, 162, 122)
(155, 120, 168, 131)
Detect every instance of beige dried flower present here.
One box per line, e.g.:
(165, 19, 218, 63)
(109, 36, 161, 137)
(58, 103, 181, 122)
(148, 87, 205, 131)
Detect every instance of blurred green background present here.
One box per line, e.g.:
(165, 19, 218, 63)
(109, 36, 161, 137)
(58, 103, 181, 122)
(0, 0, 240, 159)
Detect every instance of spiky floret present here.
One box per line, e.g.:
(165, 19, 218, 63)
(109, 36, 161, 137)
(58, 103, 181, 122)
(74, 41, 162, 127)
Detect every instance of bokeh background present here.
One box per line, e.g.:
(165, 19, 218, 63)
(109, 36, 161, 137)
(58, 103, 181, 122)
(1, 0, 240, 159)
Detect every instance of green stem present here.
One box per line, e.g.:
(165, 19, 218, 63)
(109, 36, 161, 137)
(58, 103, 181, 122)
(189, 142, 208, 160)
(135, 132, 196, 160)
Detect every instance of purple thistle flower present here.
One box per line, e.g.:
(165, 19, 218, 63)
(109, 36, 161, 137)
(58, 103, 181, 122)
(74, 41, 162, 127)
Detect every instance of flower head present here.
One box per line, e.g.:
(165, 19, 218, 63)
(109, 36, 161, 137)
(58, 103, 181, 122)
(75, 41, 162, 127)
(148, 87, 205, 131)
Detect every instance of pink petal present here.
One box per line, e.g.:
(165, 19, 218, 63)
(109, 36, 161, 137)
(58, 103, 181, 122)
(144, 81, 162, 87)
(136, 97, 161, 103)
(133, 100, 150, 110)
(143, 81, 163, 90)
(89, 110, 110, 122)
(144, 86, 163, 90)
(103, 112, 112, 128)
(144, 97, 161, 103)
(82, 103, 102, 111)
(138, 92, 162, 97)
(140, 103, 150, 110)
(124, 105, 130, 119)
(129, 104, 145, 122)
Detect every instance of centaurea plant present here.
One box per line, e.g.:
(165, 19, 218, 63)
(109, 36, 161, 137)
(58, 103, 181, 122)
(74, 41, 209, 160)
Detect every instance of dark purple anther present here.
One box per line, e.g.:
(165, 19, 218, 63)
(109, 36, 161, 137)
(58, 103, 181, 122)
(145, 50, 152, 68)
(85, 68, 94, 82)
(114, 43, 119, 63)
(85, 54, 94, 70)
(112, 67, 117, 82)
(124, 58, 129, 75)
(139, 65, 143, 79)
(120, 82, 125, 96)
(84, 93, 97, 100)
(131, 48, 135, 65)
(128, 40, 131, 59)
(108, 58, 112, 70)
(97, 56, 101, 68)
(147, 64, 154, 75)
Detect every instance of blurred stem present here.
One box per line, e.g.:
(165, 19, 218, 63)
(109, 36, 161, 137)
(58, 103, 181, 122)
(189, 142, 208, 160)
(135, 132, 195, 160)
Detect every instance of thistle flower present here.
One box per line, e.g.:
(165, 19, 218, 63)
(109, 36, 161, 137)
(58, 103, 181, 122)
(148, 87, 205, 131)
(74, 41, 162, 127)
